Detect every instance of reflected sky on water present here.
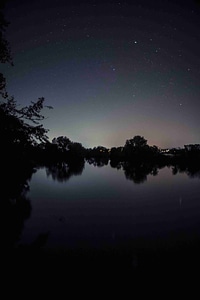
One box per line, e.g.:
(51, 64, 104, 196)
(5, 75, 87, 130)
(19, 163, 200, 252)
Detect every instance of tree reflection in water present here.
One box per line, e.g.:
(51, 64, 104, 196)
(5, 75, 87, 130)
(172, 161, 200, 179)
(0, 159, 33, 250)
(45, 160, 85, 182)
(122, 161, 159, 184)
(110, 158, 200, 183)
(86, 157, 109, 167)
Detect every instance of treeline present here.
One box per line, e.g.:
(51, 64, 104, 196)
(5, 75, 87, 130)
(1, 96, 200, 167)
(37, 134, 200, 165)
(1, 3, 200, 167)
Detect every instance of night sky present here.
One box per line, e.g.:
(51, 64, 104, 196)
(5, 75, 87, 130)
(2, 0, 200, 149)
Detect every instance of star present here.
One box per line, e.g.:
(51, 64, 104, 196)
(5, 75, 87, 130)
(2, 0, 200, 150)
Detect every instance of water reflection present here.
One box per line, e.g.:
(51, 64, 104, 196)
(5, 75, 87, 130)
(22, 161, 200, 277)
(86, 157, 109, 167)
(45, 160, 85, 182)
(122, 161, 159, 184)
(0, 160, 33, 249)
(172, 161, 200, 179)
(44, 158, 166, 184)
(2, 156, 200, 281)
(43, 158, 200, 185)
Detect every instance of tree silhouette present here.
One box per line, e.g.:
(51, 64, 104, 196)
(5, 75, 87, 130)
(52, 136, 71, 152)
(0, 97, 52, 151)
(0, 2, 13, 99)
(125, 135, 147, 149)
(0, 5, 52, 153)
(51, 136, 85, 160)
(68, 141, 86, 160)
(124, 135, 149, 159)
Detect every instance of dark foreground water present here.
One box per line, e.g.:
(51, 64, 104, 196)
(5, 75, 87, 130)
(3, 162, 199, 297)
(14, 162, 200, 276)
(20, 163, 200, 250)
(3, 160, 200, 292)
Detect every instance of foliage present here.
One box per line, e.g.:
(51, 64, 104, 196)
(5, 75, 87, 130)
(0, 5, 52, 151)
(0, 2, 12, 63)
(68, 141, 86, 159)
(125, 135, 148, 149)
(184, 144, 200, 152)
(0, 2, 13, 99)
(124, 135, 149, 158)
(50, 136, 85, 160)
(0, 97, 52, 149)
(86, 146, 109, 158)
(52, 136, 71, 152)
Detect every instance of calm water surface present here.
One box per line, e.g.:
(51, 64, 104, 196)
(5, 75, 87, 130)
(19, 162, 200, 255)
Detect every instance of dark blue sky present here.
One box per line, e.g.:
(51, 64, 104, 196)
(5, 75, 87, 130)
(2, 0, 200, 148)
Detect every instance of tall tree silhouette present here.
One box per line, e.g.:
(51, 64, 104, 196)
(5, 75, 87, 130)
(0, 1, 13, 99)
(0, 5, 52, 152)
(124, 135, 149, 159)
(0, 97, 52, 151)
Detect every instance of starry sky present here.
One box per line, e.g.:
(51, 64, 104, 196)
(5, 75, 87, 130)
(2, 0, 200, 149)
